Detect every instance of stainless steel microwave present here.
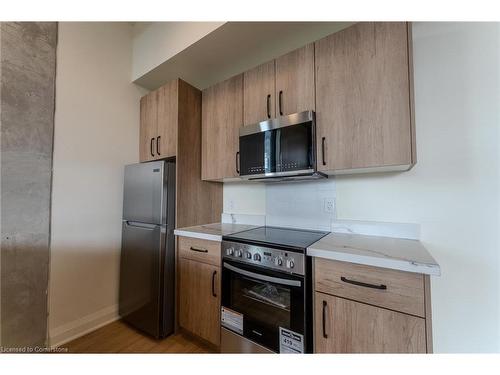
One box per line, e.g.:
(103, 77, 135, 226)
(238, 110, 326, 182)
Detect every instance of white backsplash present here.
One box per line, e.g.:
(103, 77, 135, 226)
(265, 179, 336, 231)
(222, 178, 336, 231)
(222, 179, 420, 239)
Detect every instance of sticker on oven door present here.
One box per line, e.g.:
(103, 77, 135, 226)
(279, 327, 304, 354)
(221, 307, 243, 335)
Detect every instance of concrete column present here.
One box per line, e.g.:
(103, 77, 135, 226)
(0, 22, 57, 349)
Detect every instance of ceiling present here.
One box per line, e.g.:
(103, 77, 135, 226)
(133, 22, 354, 90)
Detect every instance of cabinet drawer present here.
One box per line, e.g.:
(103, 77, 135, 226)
(314, 258, 425, 317)
(178, 236, 221, 267)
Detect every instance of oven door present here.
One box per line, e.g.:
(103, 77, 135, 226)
(221, 259, 305, 353)
(239, 110, 316, 178)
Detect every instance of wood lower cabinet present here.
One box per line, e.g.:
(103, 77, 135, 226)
(243, 60, 276, 125)
(313, 258, 432, 353)
(315, 293, 426, 353)
(315, 258, 425, 317)
(315, 22, 415, 173)
(178, 257, 221, 346)
(201, 74, 243, 181)
(275, 43, 315, 116)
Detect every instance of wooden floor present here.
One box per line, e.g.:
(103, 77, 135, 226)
(62, 320, 215, 353)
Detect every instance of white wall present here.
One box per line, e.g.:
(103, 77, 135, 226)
(49, 22, 147, 346)
(223, 22, 500, 352)
(132, 22, 225, 81)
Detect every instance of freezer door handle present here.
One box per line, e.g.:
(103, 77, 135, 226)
(124, 221, 158, 230)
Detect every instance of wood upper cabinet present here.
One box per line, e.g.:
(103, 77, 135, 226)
(315, 22, 415, 173)
(178, 256, 221, 346)
(139, 92, 158, 162)
(202, 74, 243, 181)
(315, 293, 426, 353)
(275, 43, 315, 116)
(156, 81, 178, 159)
(139, 80, 180, 162)
(243, 60, 276, 125)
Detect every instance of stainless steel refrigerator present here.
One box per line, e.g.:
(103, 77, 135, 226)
(119, 160, 176, 338)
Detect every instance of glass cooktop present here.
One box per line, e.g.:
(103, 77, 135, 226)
(223, 226, 329, 251)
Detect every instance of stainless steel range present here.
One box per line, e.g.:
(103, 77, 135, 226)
(220, 226, 329, 353)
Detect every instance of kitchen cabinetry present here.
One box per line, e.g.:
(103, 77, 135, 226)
(313, 258, 432, 353)
(177, 236, 221, 346)
(243, 44, 315, 126)
(275, 43, 315, 117)
(139, 80, 178, 162)
(156, 81, 178, 159)
(176, 80, 222, 228)
(315, 22, 415, 174)
(140, 79, 222, 227)
(139, 92, 158, 162)
(243, 60, 275, 125)
(315, 293, 426, 353)
(201, 74, 243, 181)
(201, 22, 416, 180)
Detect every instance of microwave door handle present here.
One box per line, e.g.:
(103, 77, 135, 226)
(276, 129, 282, 172)
(223, 262, 301, 287)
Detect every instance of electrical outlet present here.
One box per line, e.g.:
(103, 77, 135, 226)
(323, 198, 334, 214)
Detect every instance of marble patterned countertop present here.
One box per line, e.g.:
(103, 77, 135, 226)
(174, 223, 440, 276)
(173, 222, 258, 242)
(307, 232, 440, 276)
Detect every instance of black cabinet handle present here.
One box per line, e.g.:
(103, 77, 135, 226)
(266, 94, 271, 119)
(236, 151, 240, 174)
(212, 270, 217, 297)
(322, 300, 328, 339)
(321, 137, 326, 166)
(189, 246, 208, 253)
(340, 276, 387, 290)
(156, 136, 161, 156)
(150, 138, 155, 157)
(279, 90, 283, 116)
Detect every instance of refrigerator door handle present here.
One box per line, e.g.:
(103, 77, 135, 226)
(124, 221, 158, 230)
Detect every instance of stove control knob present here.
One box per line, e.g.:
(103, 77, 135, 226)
(226, 247, 234, 256)
(235, 249, 242, 257)
(274, 257, 283, 266)
(286, 259, 295, 269)
(253, 253, 261, 262)
(245, 251, 252, 259)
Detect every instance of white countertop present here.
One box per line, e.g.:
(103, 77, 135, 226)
(175, 223, 440, 276)
(174, 223, 259, 242)
(307, 232, 440, 276)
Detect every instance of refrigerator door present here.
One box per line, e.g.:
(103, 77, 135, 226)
(119, 221, 164, 338)
(123, 161, 165, 225)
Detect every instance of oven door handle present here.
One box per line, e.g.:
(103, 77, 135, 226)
(223, 262, 302, 287)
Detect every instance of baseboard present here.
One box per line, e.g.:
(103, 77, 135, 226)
(49, 304, 119, 348)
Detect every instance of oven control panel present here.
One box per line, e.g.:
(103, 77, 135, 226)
(221, 240, 305, 276)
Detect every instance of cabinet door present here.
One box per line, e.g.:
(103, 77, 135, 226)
(179, 258, 221, 346)
(139, 92, 158, 162)
(243, 60, 275, 125)
(202, 74, 243, 181)
(156, 80, 178, 158)
(315, 22, 413, 172)
(275, 43, 315, 116)
(314, 292, 426, 353)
